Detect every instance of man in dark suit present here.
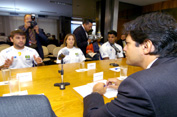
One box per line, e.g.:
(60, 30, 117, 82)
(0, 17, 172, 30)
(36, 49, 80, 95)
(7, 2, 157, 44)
(19, 14, 47, 59)
(117, 34, 126, 57)
(84, 12, 177, 117)
(73, 19, 93, 56)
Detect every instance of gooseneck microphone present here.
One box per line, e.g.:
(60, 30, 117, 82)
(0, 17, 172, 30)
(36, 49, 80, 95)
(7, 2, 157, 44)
(58, 49, 69, 61)
(111, 43, 121, 54)
(54, 49, 70, 90)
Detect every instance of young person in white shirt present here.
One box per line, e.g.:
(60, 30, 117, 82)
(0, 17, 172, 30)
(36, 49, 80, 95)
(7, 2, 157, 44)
(56, 34, 86, 64)
(0, 29, 43, 69)
(100, 30, 123, 60)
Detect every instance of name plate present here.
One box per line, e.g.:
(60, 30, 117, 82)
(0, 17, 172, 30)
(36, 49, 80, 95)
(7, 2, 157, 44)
(87, 63, 96, 70)
(16, 72, 32, 82)
(93, 72, 103, 82)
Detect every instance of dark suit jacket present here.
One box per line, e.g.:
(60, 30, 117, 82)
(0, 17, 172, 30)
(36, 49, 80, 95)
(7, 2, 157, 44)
(93, 42, 102, 53)
(73, 25, 88, 56)
(19, 25, 47, 59)
(116, 39, 124, 48)
(117, 39, 125, 58)
(84, 57, 177, 117)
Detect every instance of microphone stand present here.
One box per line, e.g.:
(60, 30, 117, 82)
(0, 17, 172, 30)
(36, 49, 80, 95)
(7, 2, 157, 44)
(54, 58, 70, 90)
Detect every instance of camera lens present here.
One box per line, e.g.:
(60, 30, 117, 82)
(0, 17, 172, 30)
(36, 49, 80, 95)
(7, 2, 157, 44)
(31, 14, 35, 21)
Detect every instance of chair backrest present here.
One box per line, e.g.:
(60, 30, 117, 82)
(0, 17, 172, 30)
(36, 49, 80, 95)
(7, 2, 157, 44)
(0, 36, 8, 42)
(53, 47, 62, 57)
(0, 44, 10, 52)
(0, 95, 56, 117)
(47, 44, 56, 54)
(60, 44, 65, 48)
(42, 46, 49, 57)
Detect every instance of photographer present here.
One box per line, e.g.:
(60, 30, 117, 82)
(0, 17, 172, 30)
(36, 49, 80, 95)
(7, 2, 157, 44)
(19, 14, 47, 59)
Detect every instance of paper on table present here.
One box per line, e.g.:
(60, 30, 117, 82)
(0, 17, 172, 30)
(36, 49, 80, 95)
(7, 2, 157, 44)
(87, 80, 118, 98)
(75, 69, 88, 72)
(73, 85, 92, 97)
(109, 67, 120, 72)
(88, 53, 97, 57)
(117, 76, 127, 80)
(73, 80, 118, 98)
(104, 87, 118, 98)
(87, 80, 107, 88)
(0, 81, 9, 86)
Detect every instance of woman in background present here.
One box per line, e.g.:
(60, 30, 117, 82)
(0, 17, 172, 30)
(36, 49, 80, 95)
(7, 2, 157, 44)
(93, 36, 103, 60)
(93, 37, 103, 53)
(56, 34, 85, 64)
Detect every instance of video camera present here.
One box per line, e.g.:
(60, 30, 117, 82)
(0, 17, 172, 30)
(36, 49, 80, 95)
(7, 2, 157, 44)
(29, 14, 37, 29)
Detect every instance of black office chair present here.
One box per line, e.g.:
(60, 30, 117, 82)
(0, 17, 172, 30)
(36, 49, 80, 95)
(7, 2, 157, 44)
(0, 95, 56, 117)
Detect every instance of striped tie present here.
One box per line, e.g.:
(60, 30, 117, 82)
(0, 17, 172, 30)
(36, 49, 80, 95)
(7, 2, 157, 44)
(29, 29, 36, 44)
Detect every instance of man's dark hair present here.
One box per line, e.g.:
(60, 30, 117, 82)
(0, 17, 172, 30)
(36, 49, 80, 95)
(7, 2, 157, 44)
(83, 19, 93, 25)
(10, 29, 26, 38)
(108, 30, 117, 37)
(124, 12, 177, 57)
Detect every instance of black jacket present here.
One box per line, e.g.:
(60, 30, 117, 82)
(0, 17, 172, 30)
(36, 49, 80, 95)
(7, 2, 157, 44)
(84, 57, 177, 117)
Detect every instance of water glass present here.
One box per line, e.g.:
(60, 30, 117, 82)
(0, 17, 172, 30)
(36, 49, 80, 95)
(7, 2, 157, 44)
(1, 68, 11, 83)
(120, 66, 128, 80)
(9, 76, 20, 94)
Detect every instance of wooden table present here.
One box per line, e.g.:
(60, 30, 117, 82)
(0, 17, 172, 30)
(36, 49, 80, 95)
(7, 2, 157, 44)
(0, 58, 143, 117)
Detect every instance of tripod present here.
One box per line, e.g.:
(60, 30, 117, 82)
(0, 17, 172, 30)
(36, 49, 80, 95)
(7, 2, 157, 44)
(54, 59, 70, 90)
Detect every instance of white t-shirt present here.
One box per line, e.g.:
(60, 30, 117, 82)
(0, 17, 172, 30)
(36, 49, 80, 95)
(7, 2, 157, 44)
(0, 46, 39, 69)
(99, 41, 123, 59)
(56, 47, 86, 64)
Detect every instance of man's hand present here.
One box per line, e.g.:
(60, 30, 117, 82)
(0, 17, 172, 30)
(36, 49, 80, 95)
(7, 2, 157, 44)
(93, 82, 107, 95)
(3, 57, 13, 68)
(33, 55, 43, 65)
(34, 25, 39, 34)
(106, 78, 120, 90)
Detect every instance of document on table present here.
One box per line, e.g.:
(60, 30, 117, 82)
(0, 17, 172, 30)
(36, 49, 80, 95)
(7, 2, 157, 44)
(73, 80, 118, 98)
(109, 67, 120, 72)
(75, 69, 88, 72)
(88, 53, 97, 57)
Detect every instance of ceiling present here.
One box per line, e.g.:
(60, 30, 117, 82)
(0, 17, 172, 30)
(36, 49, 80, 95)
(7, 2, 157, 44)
(0, 0, 72, 17)
(119, 0, 165, 6)
(0, 0, 166, 17)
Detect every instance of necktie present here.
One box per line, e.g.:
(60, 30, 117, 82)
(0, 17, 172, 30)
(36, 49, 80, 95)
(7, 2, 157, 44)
(29, 29, 36, 44)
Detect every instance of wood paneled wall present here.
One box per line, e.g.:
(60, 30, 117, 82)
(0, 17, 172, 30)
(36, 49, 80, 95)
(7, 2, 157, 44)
(117, 0, 177, 39)
(143, 0, 177, 13)
(117, 18, 130, 39)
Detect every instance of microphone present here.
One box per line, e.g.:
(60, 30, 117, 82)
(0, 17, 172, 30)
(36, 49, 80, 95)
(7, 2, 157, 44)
(58, 53, 65, 60)
(55, 48, 70, 90)
(111, 43, 121, 53)
(58, 49, 69, 60)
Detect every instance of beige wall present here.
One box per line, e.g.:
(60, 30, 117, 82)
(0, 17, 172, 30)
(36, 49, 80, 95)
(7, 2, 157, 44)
(0, 16, 58, 37)
(72, 0, 98, 19)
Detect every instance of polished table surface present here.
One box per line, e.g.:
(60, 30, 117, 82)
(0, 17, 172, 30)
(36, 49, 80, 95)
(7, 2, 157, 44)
(0, 58, 143, 117)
